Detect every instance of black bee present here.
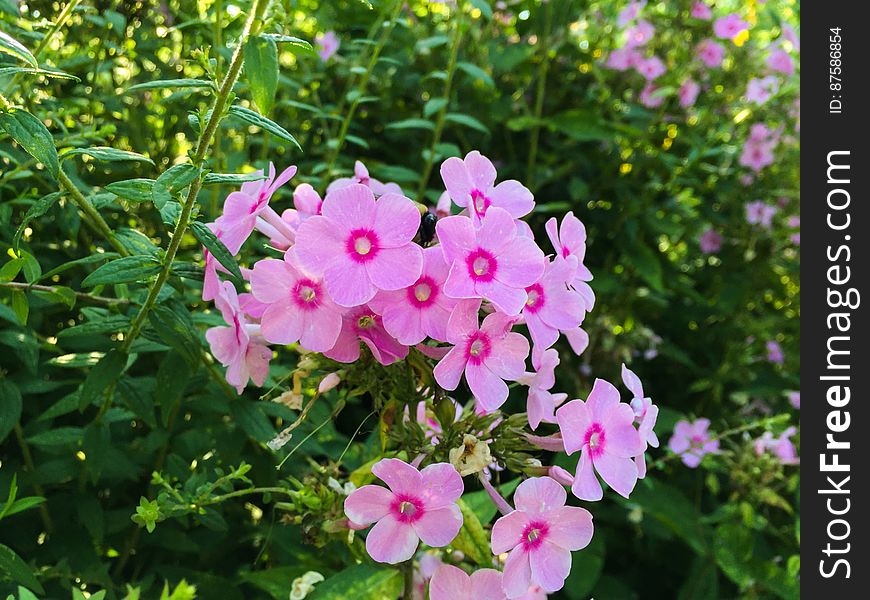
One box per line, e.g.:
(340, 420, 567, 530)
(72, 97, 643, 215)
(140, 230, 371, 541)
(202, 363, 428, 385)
(418, 211, 438, 246)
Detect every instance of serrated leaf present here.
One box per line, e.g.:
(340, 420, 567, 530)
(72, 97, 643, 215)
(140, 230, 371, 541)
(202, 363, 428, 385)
(0, 108, 59, 178)
(127, 78, 213, 91)
(0, 30, 37, 67)
(79, 349, 127, 410)
(228, 105, 302, 150)
(245, 35, 279, 115)
(61, 146, 155, 165)
(190, 221, 243, 280)
(81, 255, 161, 287)
(13, 192, 61, 250)
(105, 178, 155, 203)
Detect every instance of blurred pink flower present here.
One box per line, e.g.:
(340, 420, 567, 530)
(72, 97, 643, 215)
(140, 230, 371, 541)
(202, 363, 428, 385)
(699, 228, 722, 253)
(624, 20, 654, 48)
(617, 0, 646, 26)
(316, 31, 340, 62)
(765, 340, 784, 364)
(429, 565, 505, 600)
(678, 79, 700, 108)
(695, 38, 725, 67)
(690, 2, 712, 20)
(745, 200, 778, 229)
(767, 47, 795, 76)
(787, 391, 800, 409)
(639, 83, 665, 108)
(344, 459, 463, 564)
(782, 24, 800, 52)
(491, 477, 593, 597)
(754, 427, 799, 465)
(605, 47, 641, 71)
(637, 55, 666, 80)
(745, 76, 779, 105)
(668, 418, 718, 468)
(713, 13, 749, 40)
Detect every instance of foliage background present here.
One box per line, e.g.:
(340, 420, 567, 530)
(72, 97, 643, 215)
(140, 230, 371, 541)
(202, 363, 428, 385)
(1, 0, 799, 598)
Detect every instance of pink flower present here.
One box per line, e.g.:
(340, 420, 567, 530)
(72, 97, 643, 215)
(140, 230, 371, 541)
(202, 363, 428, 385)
(767, 47, 795, 76)
(699, 228, 722, 253)
(521, 259, 586, 362)
(202, 222, 230, 301)
(434, 300, 529, 413)
(436, 191, 452, 218)
(440, 151, 534, 227)
(429, 565, 505, 600)
(617, 1, 645, 27)
(621, 364, 659, 478)
(544, 212, 594, 311)
(787, 391, 800, 409)
(324, 305, 408, 365)
(624, 20, 654, 48)
(249, 251, 344, 352)
(781, 24, 800, 53)
(369, 246, 457, 345)
(517, 348, 568, 430)
(745, 76, 779, 105)
(205, 282, 272, 394)
(766, 340, 784, 364)
(555, 379, 645, 500)
(713, 13, 749, 40)
(344, 458, 464, 564)
(637, 55, 666, 80)
(787, 215, 800, 228)
(515, 586, 548, 600)
(678, 79, 700, 108)
(605, 47, 642, 71)
(437, 208, 546, 315)
(216, 163, 297, 253)
(695, 38, 725, 68)
(292, 183, 323, 221)
(491, 477, 593, 597)
(739, 140, 775, 172)
(295, 184, 424, 307)
(746, 200, 778, 229)
(690, 2, 712, 20)
(753, 427, 799, 465)
(327, 160, 403, 197)
(639, 83, 665, 108)
(316, 31, 340, 62)
(668, 418, 718, 468)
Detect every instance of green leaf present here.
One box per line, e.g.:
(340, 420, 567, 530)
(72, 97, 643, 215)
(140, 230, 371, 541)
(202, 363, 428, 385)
(261, 34, 314, 55)
(10, 290, 27, 325)
(457, 61, 494, 87)
(38, 253, 119, 283)
(25, 427, 84, 447)
(385, 118, 434, 131)
(0, 66, 79, 81)
(79, 349, 128, 410)
(81, 255, 161, 287)
(444, 113, 490, 134)
(241, 567, 313, 600)
(127, 78, 213, 91)
(0, 496, 45, 521)
(0, 108, 59, 178)
(0, 379, 22, 444)
(105, 178, 155, 203)
(0, 542, 44, 594)
(189, 220, 243, 280)
(548, 109, 615, 142)
(625, 241, 664, 292)
(13, 192, 61, 250)
(0, 258, 24, 282)
(56, 315, 131, 339)
(152, 164, 200, 209)
(202, 172, 266, 185)
(148, 307, 199, 368)
(450, 499, 492, 566)
(563, 532, 605, 599)
(0, 30, 37, 67)
(423, 97, 448, 118)
(245, 35, 279, 115)
(308, 564, 401, 600)
(61, 146, 155, 166)
(228, 105, 302, 150)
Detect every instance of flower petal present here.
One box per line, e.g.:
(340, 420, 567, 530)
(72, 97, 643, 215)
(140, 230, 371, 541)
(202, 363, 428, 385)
(324, 259, 376, 307)
(420, 463, 464, 508)
(299, 306, 343, 353)
(434, 347, 468, 391)
(372, 458, 424, 495)
(260, 302, 304, 346)
(440, 157, 474, 206)
(571, 451, 603, 501)
(344, 485, 394, 525)
(491, 509, 531, 555)
(485, 332, 529, 381)
(436, 215, 476, 264)
(555, 400, 592, 455)
(586, 378, 621, 422)
(413, 504, 463, 547)
(321, 183, 375, 227)
(374, 193, 422, 247)
(295, 215, 346, 276)
(429, 565, 471, 600)
(478, 207, 517, 253)
(368, 245, 423, 291)
(466, 363, 509, 413)
(593, 452, 638, 499)
(501, 547, 532, 599)
(490, 179, 534, 220)
(494, 237, 546, 288)
(464, 151, 497, 192)
(545, 506, 594, 551)
(250, 258, 296, 303)
(365, 514, 419, 564)
(513, 477, 566, 518)
(470, 569, 506, 600)
(528, 541, 571, 593)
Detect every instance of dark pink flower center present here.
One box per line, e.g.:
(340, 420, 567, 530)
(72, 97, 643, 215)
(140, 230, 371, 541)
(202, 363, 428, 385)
(690, 434, 706, 448)
(524, 282, 545, 313)
(292, 279, 321, 310)
(390, 493, 425, 523)
(521, 520, 550, 551)
(470, 189, 491, 218)
(466, 248, 497, 283)
(406, 275, 439, 308)
(583, 423, 607, 459)
(561, 245, 572, 259)
(346, 229, 380, 263)
(464, 330, 491, 365)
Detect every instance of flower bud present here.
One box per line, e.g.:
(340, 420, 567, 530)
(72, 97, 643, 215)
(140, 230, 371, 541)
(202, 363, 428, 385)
(318, 372, 342, 393)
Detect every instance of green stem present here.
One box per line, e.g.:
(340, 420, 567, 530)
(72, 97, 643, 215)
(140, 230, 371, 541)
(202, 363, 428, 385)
(415, 9, 464, 202)
(119, 0, 269, 355)
(210, 0, 224, 219)
(525, 0, 554, 189)
(0, 281, 130, 305)
(402, 560, 415, 600)
(57, 170, 130, 257)
(322, 0, 403, 184)
(13, 424, 54, 533)
(208, 486, 292, 505)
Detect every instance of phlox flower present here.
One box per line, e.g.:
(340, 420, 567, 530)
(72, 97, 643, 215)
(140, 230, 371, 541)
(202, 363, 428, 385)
(216, 163, 298, 253)
(639, 83, 665, 108)
(745, 76, 779, 105)
(544, 212, 594, 311)
(436, 191, 452, 218)
(617, 0, 646, 27)
(205, 281, 272, 394)
(316, 31, 339, 62)
(249, 251, 344, 352)
(515, 585, 548, 600)
(202, 222, 230, 301)
(713, 13, 749, 40)
(739, 140, 776, 172)
(521, 258, 586, 362)
(621, 364, 659, 478)
(491, 477, 594, 597)
(434, 299, 530, 414)
(429, 565, 505, 600)
(440, 151, 534, 227)
(324, 305, 408, 366)
(767, 47, 795, 76)
(517, 348, 568, 430)
(624, 20, 654, 48)
(343, 458, 464, 564)
(369, 246, 457, 345)
(787, 215, 800, 228)
(413, 553, 444, 600)
(292, 183, 323, 221)
(678, 79, 701, 108)
(787, 391, 800, 409)
(295, 183, 423, 307)
(637, 55, 666, 80)
(754, 427, 799, 465)
(699, 228, 722, 254)
(690, 2, 712, 20)
(695, 38, 725, 68)
(605, 47, 642, 71)
(782, 24, 800, 53)
(437, 207, 546, 315)
(555, 378, 645, 500)
(668, 418, 718, 468)
(327, 160, 403, 197)
(746, 200, 778, 229)
(766, 340, 784, 364)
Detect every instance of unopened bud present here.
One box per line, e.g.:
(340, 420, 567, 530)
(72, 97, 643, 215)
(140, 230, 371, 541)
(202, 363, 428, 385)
(318, 372, 342, 394)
